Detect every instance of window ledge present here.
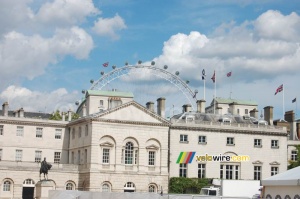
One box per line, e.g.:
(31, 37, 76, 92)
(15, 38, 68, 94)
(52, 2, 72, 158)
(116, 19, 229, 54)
(198, 142, 207, 145)
(226, 144, 235, 146)
(271, 146, 279, 149)
(254, 145, 262, 148)
(180, 141, 189, 144)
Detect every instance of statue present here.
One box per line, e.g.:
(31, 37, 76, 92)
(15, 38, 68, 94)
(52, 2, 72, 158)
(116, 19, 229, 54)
(39, 158, 52, 180)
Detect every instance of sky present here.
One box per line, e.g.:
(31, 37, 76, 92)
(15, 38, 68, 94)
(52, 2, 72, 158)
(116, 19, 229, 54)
(0, 0, 300, 120)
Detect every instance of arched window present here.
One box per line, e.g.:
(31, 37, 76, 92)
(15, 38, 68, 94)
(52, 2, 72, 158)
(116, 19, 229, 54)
(148, 184, 156, 192)
(125, 142, 134, 165)
(102, 183, 110, 192)
(124, 182, 135, 192)
(3, 181, 11, 191)
(66, 182, 74, 190)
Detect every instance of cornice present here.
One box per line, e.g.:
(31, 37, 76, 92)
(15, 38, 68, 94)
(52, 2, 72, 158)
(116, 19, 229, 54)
(91, 118, 170, 127)
(0, 118, 67, 128)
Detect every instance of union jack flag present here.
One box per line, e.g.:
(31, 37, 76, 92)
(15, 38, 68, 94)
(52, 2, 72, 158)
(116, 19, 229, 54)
(102, 62, 109, 67)
(274, 84, 283, 95)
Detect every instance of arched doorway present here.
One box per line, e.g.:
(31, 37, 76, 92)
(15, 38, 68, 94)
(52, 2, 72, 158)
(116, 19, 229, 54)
(22, 179, 35, 199)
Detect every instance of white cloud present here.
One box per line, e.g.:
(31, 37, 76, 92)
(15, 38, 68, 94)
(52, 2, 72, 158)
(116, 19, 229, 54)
(36, 0, 100, 27)
(92, 14, 127, 40)
(0, 27, 93, 83)
(0, 85, 79, 112)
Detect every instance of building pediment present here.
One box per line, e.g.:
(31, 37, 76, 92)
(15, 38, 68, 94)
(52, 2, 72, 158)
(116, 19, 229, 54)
(100, 142, 114, 147)
(269, 161, 280, 165)
(146, 144, 159, 150)
(252, 160, 263, 164)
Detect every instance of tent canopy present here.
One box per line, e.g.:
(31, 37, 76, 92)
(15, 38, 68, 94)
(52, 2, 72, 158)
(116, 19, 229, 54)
(262, 166, 300, 186)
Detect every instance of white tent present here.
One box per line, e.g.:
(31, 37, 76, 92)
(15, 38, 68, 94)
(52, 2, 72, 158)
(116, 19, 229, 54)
(262, 166, 300, 186)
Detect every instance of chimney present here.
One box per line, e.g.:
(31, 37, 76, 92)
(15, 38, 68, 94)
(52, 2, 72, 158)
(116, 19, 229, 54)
(250, 108, 259, 119)
(18, 108, 24, 118)
(196, 100, 206, 113)
(146, 101, 154, 112)
(284, 110, 294, 122)
(157, 97, 165, 118)
(68, 109, 72, 122)
(13, 111, 18, 117)
(182, 104, 191, 113)
(82, 104, 87, 117)
(264, 106, 273, 125)
(229, 102, 237, 115)
(297, 123, 300, 140)
(62, 112, 65, 121)
(216, 107, 223, 115)
(2, 102, 8, 116)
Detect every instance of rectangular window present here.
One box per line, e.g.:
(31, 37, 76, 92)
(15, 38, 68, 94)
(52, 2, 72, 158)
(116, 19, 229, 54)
(85, 125, 88, 136)
(254, 139, 262, 147)
(235, 165, 239, 180)
(0, 125, 3, 135)
(16, 126, 24, 136)
(85, 149, 87, 164)
(36, 128, 43, 138)
(102, 149, 110, 164)
(78, 127, 82, 138)
(227, 137, 234, 145)
(54, 152, 61, 163)
(291, 150, 298, 161)
(71, 152, 74, 164)
(225, 165, 233, 179)
(148, 151, 155, 166)
(135, 150, 138, 164)
(198, 164, 206, 178)
(100, 100, 104, 106)
(0, 149, 2, 160)
(220, 165, 223, 179)
(254, 166, 261, 180)
(180, 134, 188, 143)
(72, 128, 75, 139)
(77, 150, 80, 164)
(245, 109, 248, 114)
(271, 140, 279, 148)
(237, 109, 240, 115)
(15, 149, 22, 161)
(35, 151, 42, 162)
(271, 167, 278, 176)
(55, 129, 62, 139)
(198, 136, 206, 144)
(179, 163, 187, 177)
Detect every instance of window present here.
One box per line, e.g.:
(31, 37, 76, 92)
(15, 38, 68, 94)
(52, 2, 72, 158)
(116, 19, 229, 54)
(271, 140, 279, 148)
(15, 150, 22, 161)
(35, 151, 42, 162)
(235, 165, 239, 180)
(271, 167, 278, 176)
(254, 139, 262, 147)
(66, 183, 74, 190)
(54, 152, 61, 163)
(198, 164, 206, 178)
(125, 142, 134, 165)
(0, 125, 3, 135)
(85, 125, 88, 136)
(148, 151, 155, 166)
(227, 137, 234, 145)
(220, 165, 223, 179)
(77, 150, 81, 164)
(55, 129, 62, 139)
(16, 126, 24, 136)
(135, 150, 138, 165)
(102, 183, 110, 192)
(179, 163, 187, 177)
(245, 109, 248, 114)
(72, 128, 75, 139)
(36, 128, 43, 138)
(102, 148, 110, 164)
(254, 166, 261, 180)
(0, 149, 2, 160)
(220, 164, 239, 179)
(237, 109, 240, 115)
(3, 180, 11, 191)
(71, 152, 74, 164)
(84, 149, 87, 164)
(180, 134, 188, 143)
(225, 165, 233, 179)
(110, 99, 122, 109)
(291, 150, 298, 161)
(78, 127, 82, 138)
(148, 185, 156, 193)
(198, 136, 206, 144)
(100, 100, 104, 106)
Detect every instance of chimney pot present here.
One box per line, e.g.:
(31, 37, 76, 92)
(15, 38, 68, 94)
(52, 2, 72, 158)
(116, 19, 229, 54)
(146, 101, 154, 112)
(2, 102, 8, 117)
(157, 98, 166, 118)
(264, 106, 274, 125)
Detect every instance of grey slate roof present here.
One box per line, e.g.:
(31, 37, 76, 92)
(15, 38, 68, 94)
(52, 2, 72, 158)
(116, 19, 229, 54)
(0, 110, 51, 119)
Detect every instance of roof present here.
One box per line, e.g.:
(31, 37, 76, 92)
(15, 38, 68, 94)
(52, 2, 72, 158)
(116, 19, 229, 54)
(262, 166, 300, 186)
(0, 110, 51, 119)
(211, 97, 258, 106)
(86, 90, 134, 98)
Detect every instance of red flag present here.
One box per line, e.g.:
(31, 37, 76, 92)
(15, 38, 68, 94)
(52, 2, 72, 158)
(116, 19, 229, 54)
(102, 62, 109, 67)
(274, 84, 283, 95)
(211, 71, 215, 83)
(227, 71, 232, 77)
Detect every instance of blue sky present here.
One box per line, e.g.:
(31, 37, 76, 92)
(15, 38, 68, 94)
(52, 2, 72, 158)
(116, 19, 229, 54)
(0, 0, 300, 120)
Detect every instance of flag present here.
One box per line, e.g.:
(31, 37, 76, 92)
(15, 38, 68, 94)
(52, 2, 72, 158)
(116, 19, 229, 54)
(211, 71, 215, 83)
(227, 71, 232, 77)
(292, 98, 296, 103)
(274, 84, 283, 95)
(102, 62, 109, 67)
(202, 69, 206, 80)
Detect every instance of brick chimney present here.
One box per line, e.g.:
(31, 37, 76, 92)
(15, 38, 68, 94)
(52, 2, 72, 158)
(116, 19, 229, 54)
(157, 98, 165, 118)
(264, 106, 273, 125)
(182, 104, 192, 113)
(284, 110, 294, 122)
(2, 102, 8, 116)
(196, 100, 206, 113)
(250, 108, 259, 119)
(146, 101, 154, 112)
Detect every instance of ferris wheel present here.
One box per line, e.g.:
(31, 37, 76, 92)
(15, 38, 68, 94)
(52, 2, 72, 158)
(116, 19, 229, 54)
(84, 61, 199, 112)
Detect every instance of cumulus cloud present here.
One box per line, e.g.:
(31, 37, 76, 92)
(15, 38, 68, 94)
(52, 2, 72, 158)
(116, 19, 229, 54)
(0, 85, 79, 112)
(92, 14, 127, 40)
(0, 27, 94, 83)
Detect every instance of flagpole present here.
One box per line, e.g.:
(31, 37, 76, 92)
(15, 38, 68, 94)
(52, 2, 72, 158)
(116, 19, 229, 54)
(214, 71, 216, 115)
(283, 83, 285, 120)
(204, 78, 206, 101)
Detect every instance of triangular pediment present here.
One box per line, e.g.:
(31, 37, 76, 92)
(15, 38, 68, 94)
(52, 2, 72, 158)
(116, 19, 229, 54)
(269, 161, 280, 165)
(252, 160, 263, 164)
(92, 101, 170, 125)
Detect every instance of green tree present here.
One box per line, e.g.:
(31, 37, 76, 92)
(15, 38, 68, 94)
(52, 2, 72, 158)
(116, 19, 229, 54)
(169, 177, 210, 194)
(49, 110, 62, 120)
(288, 145, 300, 169)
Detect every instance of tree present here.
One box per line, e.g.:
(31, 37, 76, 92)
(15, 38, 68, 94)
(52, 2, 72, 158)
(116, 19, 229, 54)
(49, 110, 62, 120)
(288, 145, 300, 169)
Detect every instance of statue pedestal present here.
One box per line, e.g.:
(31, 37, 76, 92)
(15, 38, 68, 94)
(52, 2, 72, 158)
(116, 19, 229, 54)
(35, 180, 55, 199)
